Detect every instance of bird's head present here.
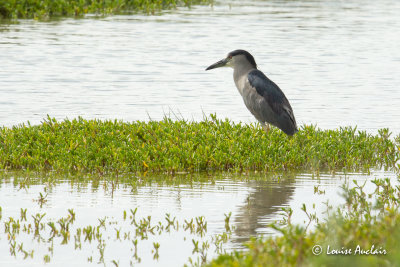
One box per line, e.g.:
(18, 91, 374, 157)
(205, 49, 257, 71)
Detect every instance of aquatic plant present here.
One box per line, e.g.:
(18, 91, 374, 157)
(0, 0, 213, 20)
(2, 171, 400, 266)
(1, 205, 231, 265)
(207, 178, 400, 267)
(0, 116, 398, 174)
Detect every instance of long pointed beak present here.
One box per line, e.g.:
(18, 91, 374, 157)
(205, 58, 229, 71)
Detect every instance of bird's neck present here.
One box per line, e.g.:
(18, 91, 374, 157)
(233, 64, 256, 95)
(233, 61, 256, 78)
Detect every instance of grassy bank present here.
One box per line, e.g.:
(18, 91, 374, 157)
(0, 116, 399, 174)
(207, 177, 400, 267)
(0, 0, 213, 20)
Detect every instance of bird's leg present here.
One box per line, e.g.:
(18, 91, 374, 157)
(262, 123, 270, 133)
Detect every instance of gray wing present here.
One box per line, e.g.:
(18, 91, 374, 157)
(247, 70, 298, 135)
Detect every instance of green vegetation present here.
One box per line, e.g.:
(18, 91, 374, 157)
(1, 117, 400, 265)
(208, 177, 400, 267)
(0, 171, 238, 265)
(0, 0, 213, 20)
(2, 204, 228, 265)
(2, 172, 400, 266)
(0, 116, 399, 174)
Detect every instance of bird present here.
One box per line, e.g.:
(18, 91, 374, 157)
(205, 49, 298, 136)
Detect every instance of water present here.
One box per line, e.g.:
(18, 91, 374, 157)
(0, 170, 397, 266)
(1, 0, 400, 133)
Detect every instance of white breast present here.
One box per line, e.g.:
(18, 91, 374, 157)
(234, 75, 248, 96)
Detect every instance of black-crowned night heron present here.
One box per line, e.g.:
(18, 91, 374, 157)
(206, 49, 298, 136)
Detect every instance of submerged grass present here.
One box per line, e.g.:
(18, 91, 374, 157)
(2, 205, 228, 265)
(0, 116, 399, 174)
(0, 172, 236, 265)
(207, 177, 400, 267)
(0, 0, 213, 20)
(2, 172, 400, 266)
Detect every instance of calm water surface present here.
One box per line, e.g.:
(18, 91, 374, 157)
(0, 0, 400, 133)
(0, 170, 397, 266)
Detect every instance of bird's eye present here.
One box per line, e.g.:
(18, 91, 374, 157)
(228, 55, 232, 59)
